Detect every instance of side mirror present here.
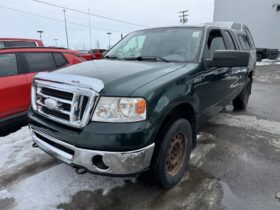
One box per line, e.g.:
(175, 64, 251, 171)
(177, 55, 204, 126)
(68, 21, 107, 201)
(205, 50, 250, 68)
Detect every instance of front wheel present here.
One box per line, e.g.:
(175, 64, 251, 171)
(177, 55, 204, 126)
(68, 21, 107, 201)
(233, 77, 252, 110)
(152, 119, 192, 189)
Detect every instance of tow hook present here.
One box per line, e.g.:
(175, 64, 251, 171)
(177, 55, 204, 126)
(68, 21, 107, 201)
(32, 142, 38, 148)
(74, 166, 87, 174)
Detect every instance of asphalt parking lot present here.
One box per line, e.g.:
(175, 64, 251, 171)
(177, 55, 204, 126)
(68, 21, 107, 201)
(1, 63, 280, 210)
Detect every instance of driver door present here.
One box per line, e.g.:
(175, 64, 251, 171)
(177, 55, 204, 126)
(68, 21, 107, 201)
(195, 28, 231, 120)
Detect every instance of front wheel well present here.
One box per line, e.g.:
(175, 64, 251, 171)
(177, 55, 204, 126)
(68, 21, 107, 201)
(155, 103, 197, 149)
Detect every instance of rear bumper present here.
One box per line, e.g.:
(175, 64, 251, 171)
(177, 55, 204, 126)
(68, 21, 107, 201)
(30, 127, 155, 175)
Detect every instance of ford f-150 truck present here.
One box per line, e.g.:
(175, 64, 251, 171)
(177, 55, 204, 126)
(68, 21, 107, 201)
(28, 22, 256, 188)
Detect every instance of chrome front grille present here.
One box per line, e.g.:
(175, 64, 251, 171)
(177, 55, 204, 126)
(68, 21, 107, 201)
(31, 72, 104, 128)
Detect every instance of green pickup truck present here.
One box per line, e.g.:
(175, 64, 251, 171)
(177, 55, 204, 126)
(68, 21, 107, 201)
(28, 22, 256, 188)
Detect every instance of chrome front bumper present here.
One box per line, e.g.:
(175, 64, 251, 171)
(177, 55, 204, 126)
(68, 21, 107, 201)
(30, 127, 155, 175)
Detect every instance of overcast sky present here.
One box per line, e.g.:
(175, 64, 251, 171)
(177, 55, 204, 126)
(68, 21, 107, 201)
(0, 0, 214, 49)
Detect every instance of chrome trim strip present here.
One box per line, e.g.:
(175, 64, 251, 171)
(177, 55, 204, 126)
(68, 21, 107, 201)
(30, 127, 155, 175)
(37, 91, 72, 105)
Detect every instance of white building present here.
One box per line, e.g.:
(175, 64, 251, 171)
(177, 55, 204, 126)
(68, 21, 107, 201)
(214, 0, 280, 49)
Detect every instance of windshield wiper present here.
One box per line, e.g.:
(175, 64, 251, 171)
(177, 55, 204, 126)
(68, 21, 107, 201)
(124, 56, 170, 63)
(105, 55, 123, 60)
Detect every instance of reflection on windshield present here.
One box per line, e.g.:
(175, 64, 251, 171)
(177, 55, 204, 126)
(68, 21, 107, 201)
(106, 27, 203, 62)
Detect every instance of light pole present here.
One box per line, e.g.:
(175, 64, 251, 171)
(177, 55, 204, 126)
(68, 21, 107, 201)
(54, 38, 58, 47)
(88, 8, 93, 49)
(37, 30, 44, 40)
(63, 9, 69, 48)
(107, 32, 111, 49)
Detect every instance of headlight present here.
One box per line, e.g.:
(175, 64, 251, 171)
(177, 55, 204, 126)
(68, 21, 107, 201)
(92, 97, 146, 122)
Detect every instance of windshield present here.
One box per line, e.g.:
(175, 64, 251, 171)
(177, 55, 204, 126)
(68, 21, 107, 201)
(106, 27, 203, 62)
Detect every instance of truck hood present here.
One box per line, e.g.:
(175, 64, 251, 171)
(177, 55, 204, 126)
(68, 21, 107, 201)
(57, 59, 186, 96)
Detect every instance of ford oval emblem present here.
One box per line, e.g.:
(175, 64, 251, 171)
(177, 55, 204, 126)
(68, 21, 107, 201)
(45, 98, 58, 110)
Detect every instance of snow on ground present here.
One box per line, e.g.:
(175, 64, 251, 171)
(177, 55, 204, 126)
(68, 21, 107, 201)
(257, 59, 280, 66)
(0, 164, 127, 210)
(256, 73, 280, 83)
(0, 127, 217, 210)
(212, 113, 280, 153)
(0, 127, 132, 210)
(191, 132, 216, 167)
(212, 113, 280, 136)
(0, 113, 278, 209)
(0, 126, 47, 172)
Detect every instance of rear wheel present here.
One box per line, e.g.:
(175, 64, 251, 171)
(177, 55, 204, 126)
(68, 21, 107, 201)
(233, 77, 252, 110)
(152, 118, 192, 189)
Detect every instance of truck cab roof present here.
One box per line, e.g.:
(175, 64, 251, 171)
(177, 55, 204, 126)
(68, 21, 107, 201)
(142, 22, 249, 33)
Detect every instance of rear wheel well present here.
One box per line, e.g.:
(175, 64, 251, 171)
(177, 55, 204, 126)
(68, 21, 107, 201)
(155, 103, 197, 149)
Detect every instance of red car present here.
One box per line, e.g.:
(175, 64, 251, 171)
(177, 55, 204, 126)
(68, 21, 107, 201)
(0, 38, 44, 48)
(64, 49, 107, 61)
(88, 49, 107, 60)
(0, 47, 84, 128)
(77, 52, 94, 61)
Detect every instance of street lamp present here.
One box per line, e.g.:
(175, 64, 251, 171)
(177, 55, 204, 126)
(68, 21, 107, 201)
(107, 32, 112, 49)
(54, 38, 58, 47)
(37, 30, 44, 40)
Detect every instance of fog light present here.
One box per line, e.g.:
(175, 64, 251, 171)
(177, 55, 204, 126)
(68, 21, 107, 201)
(92, 155, 110, 170)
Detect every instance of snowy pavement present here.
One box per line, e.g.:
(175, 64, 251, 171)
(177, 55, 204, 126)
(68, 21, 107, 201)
(1, 64, 280, 210)
(256, 58, 280, 66)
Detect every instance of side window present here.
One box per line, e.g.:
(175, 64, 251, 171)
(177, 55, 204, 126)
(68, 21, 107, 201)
(239, 35, 251, 50)
(224, 31, 236, 50)
(24, 52, 56, 73)
(205, 30, 226, 59)
(0, 41, 5, 49)
(53, 53, 67, 67)
(5, 41, 36, 48)
(0, 54, 18, 77)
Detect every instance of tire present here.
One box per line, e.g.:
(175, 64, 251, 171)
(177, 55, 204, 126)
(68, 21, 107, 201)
(152, 118, 192, 189)
(233, 77, 252, 110)
(257, 53, 263, 62)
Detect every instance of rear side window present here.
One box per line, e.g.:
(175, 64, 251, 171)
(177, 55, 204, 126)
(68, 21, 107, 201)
(5, 41, 36, 48)
(239, 35, 251, 50)
(0, 41, 5, 49)
(53, 53, 67, 67)
(23, 53, 56, 73)
(0, 54, 18, 77)
(224, 31, 236, 50)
